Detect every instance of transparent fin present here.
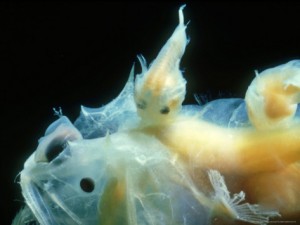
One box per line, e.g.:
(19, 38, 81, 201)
(208, 170, 281, 225)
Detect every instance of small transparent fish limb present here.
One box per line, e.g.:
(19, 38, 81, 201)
(134, 5, 188, 126)
(53, 107, 63, 117)
(207, 170, 280, 225)
(245, 60, 300, 130)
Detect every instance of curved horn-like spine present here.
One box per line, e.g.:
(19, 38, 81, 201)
(245, 60, 300, 130)
(147, 5, 187, 74)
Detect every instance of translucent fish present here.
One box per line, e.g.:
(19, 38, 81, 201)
(14, 4, 300, 225)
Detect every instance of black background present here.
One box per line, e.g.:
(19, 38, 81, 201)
(2, 1, 300, 224)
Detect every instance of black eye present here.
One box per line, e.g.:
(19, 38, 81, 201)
(80, 177, 95, 193)
(45, 139, 65, 162)
(160, 106, 170, 114)
(137, 100, 147, 110)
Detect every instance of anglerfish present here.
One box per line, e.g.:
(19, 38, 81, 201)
(13, 5, 300, 225)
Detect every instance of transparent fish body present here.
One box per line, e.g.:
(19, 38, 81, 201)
(19, 116, 210, 225)
(14, 5, 300, 225)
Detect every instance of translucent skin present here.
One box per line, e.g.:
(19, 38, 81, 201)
(147, 109, 300, 216)
(15, 5, 300, 225)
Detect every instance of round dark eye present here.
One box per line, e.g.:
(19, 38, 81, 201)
(160, 106, 170, 114)
(80, 177, 95, 193)
(45, 139, 65, 162)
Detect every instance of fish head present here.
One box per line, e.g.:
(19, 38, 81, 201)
(20, 116, 104, 225)
(19, 115, 209, 225)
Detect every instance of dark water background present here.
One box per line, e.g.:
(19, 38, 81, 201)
(2, 2, 300, 224)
